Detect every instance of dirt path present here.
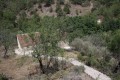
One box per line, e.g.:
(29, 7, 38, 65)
(69, 59, 111, 80)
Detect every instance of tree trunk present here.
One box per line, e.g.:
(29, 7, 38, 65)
(4, 46, 8, 58)
(47, 57, 52, 68)
(38, 57, 44, 74)
(113, 61, 120, 73)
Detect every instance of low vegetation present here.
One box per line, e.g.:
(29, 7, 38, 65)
(0, 74, 8, 80)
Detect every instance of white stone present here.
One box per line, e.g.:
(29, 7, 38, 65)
(97, 19, 102, 24)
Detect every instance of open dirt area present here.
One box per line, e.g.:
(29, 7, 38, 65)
(0, 55, 94, 80)
(0, 56, 36, 80)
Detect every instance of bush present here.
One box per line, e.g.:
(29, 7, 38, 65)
(63, 4, 70, 14)
(44, 0, 54, 7)
(86, 55, 99, 67)
(109, 30, 120, 59)
(56, 5, 64, 16)
(0, 74, 8, 80)
(57, 0, 65, 5)
(71, 37, 111, 58)
(77, 52, 89, 62)
(70, 0, 86, 5)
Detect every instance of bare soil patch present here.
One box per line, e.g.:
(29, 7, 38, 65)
(0, 55, 94, 80)
(0, 56, 34, 80)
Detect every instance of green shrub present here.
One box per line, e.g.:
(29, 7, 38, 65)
(44, 0, 54, 7)
(70, 0, 86, 5)
(63, 4, 70, 14)
(56, 5, 64, 16)
(71, 37, 111, 57)
(57, 0, 65, 5)
(0, 74, 8, 80)
(109, 30, 120, 59)
(86, 55, 99, 67)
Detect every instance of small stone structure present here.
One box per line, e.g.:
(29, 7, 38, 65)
(15, 32, 40, 56)
(58, 41, 72, 50)
(57, 57, 111, 80)
(97, 15, 104, 24)
(15, 32, 72, 56)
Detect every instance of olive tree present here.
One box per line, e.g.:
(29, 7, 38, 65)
(63, 4, 70, 14)
(56, 5, 64, 17)
(32, 26, 63, 74)
(0, 30, 15, 58)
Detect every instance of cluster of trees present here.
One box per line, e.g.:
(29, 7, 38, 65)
(16, 15, 100, 40)
(16, 12, 120, 43)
